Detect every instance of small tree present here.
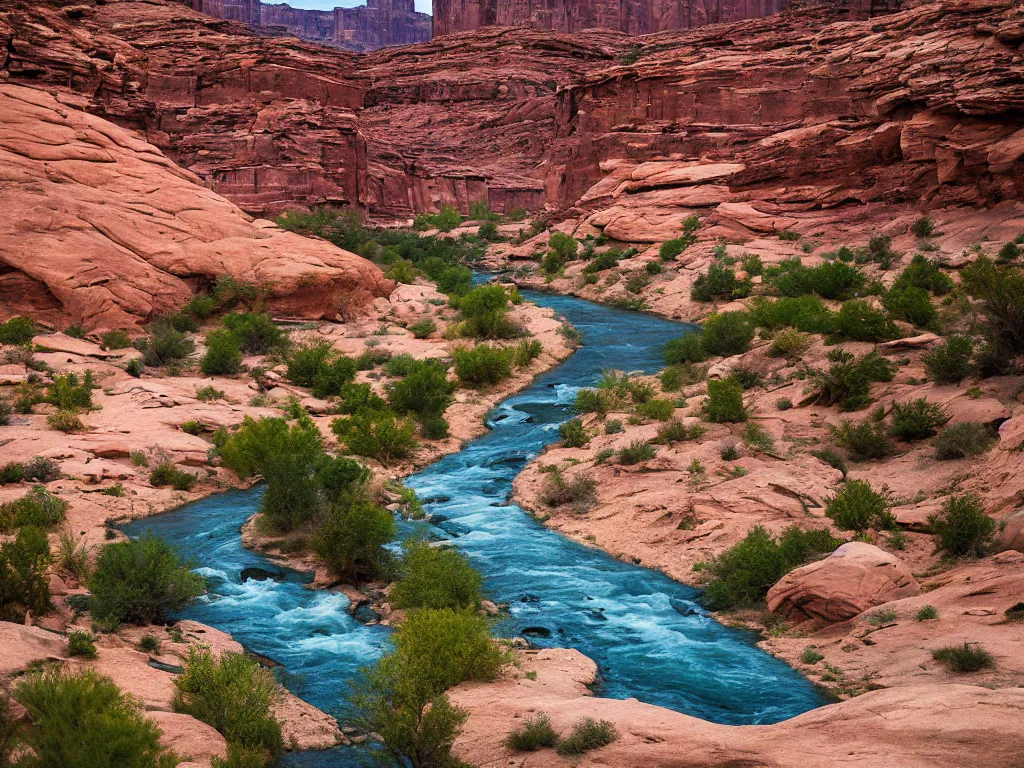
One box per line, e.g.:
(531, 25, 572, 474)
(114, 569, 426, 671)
(825, 480, 895, 532)
(390, 541, 483, 611)
(311, 501, 397, 581)
(704, 379, 746, 423)
(0, 525, 52, 622)
(928, 493, 994, 558)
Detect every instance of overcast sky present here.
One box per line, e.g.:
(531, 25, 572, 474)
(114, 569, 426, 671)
(267, 0, 433, 14)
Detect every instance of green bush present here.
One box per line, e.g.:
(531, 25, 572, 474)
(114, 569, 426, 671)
(0, 525, 52, 622)
(933, 422, 996, 460)
(916, 605, 939, 621)
(695, 525, 842, 610)
(882, 284, 936, 328)
(407, 319, 437, 339)
(47, 410, 86, 433)
(0, 398, 10, 426)
(691, 262, 752, 302)
(0, 316, 36, 345)
(743, 422, 774, 453)
(834, 300, 899, 342)
(664, 332, 709, 365)
(67, 630, 98, 659)
(149, 460, 198, 491)
(45, 371, 95, 411)
(704, 379, 746, 423)
(435, 266, 474, 296)
(573, 388, 610, 415)
(200, 330, 242, 375)
(514, 339, 543, 367)
(548, 232, 577, 260)
(998, 241, 1021, 262)
(390, 541, 482, 611)
(478, 222, 502, 242)
(831, 418, 897, 461)
(924, 336, 975, 384)
(140, 320, 195, 366)
(811, 447, 848, 476)
(504, 712, 558, 751)
(659, 363, 705, 391)
(928, 493, 994, 558)
(635, 398, 675, 421)
(452, 344, 515, 386)
(0, 486, 69, 533)
(173, 648, 283, 765)
(583, 250, 620, 274)
(312, 356, 358, 399)
(539, 470, 598, 510)
(559, 418, 590, 447)
(332, 409, 418, 464)
(810, 351, 895, 412)
(700, 312, 754, 357)
(825, 479, 895, 532)
(14, 669, 177, 768)
(89, 535, 205, 625)
(957, 256, 1024, 360)
(618, 440, 656, 465)
(747, 296, 835, 334)
(386, 359, 455, 418)
(889, 399, 950, 441)
(770, 261, 866, 300)
(285, 341, 334, 387)
(220, 313, 285, 355)
(911, 217, 935, 238)
(457, 284, 520, 339)
(768, 328, 812, 359)
(555, 718, 618, 757)
(100, 329, 132, 350)
(931, 643, 994, 673)
(892, 254, 953, 296)
(311, 501, 396, 581)
(654, 419, 704, 444)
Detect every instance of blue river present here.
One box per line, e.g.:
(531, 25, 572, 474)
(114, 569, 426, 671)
(122, 289, 825, 765)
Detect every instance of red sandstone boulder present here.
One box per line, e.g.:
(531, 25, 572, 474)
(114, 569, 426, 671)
(997, 510, 1024, 553)
(766, 542, 920, 624)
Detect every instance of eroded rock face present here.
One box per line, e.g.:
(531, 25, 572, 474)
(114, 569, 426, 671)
(0, 84, 391, 331)
(767, 542, 920, 624)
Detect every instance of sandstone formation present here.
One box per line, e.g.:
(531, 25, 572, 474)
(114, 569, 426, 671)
(190, 0, 431, 52)
(0, 83, 391, 331)
(766, 542, 920, 624)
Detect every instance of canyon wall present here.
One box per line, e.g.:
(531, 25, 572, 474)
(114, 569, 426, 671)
(191, 0, 431, 51)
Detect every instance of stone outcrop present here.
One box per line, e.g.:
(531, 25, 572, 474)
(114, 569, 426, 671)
(766, 542, 920, 624)
(191, 0, 431, 52)
(0, 83, 391, 331)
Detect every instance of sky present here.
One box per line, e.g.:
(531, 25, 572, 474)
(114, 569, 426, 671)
(268, 0, 433, 14)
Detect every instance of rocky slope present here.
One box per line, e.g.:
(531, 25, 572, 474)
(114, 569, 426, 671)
(0, 83, 391, 331)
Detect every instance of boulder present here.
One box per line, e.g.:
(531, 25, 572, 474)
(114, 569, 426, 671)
(996, 510, 1024, 553)
(766, 542, 919, 624)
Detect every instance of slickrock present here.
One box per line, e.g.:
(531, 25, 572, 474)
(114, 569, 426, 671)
(0, 83, 390, 330)
(766, 542, 920, 625)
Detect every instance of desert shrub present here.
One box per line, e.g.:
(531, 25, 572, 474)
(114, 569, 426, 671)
(285, 341, 334, 387)
(768, 328, 811, 359)
(558, 418, 589, 447)
(452, 344, 515, 386)
(67, 630, 98, 659)
(700, 312, 754, 357)
(742, 422, 774, 452)
(833, 300, 899, 342)
(635, 398, 675, 421)
(125, 358, 145, 377)
(312, 356, 358, 399)
(825, 479, 895, 532)
(14, 668, 177, 768)
(45, 371, 95, 412)
(0, 316, 35, 345)
(478, 221, 502, 241)
(775, 397, 793, 411)
(195, 385, 225, 402)
(618, 440, 656, 465)
(771, 261, 865, 300)
(0, 526, 52, 621)
(704, 379, 746, 423)
(728, 367, 762, 391)
(200, 329, 243, 375)
(539, 470, 598, 511)
(889, 398, 950, 441)
(457, 284, 520, 339)
(655, 419, 704, 444)
(882, 284, 936, 328)
(959, 256, 1024, 360)
(664, 332, 709, 364)
(800, 648, 824, 665)
(311, 501, 396, 581)
(931, 643, 994, 673)
(390, 540, 482, 611)
(646, 260, 663, 275)
(573, 388, 609, 415)
(998, 241, 1021, 262)
(811, 447, 848, 476)
(933, 422, 996, 460)
(0, 398, 10, 426)
(513, 339, 543, 367)
(173, 648, 283, 765)
(928, 493, 994, 558)
(435, 266, 474, 297)
(691, 262, 752, 302)
(386, 359, 455, 419)
(387, 259, 419, 284)
(504, 712, 558, 751)
(695, 525, 842, 610)
(99, 329, 132, 350)
(0, 486, 68, 533)
(47, 410, 86, 433)
(924, 336, 975, 385)
(141, 320, 195, 366)
(221, 313, 286, 355)
(407, 319, 437, 339)
(149, 459, 198, 491)
(89, 535, 205, 625)
(0, 462, 23, 484)
(555, 718, 618, 756)
(332, 409, 418, 464)
(583, 249, 620, 274)
(548, 232, 577, 260)
(893, 254, 953, 296)
(831, 419, 897, 461)
(911, 217, 935, 238)
(542, 250, 564, 275)
(56, 530, 91, 581)
(747, 296, 835, 334)
(810, 351, 895, 412)
(139, 635, 161, 653)
(916, 605, 939, 621)
(604, 419, 624, 434)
